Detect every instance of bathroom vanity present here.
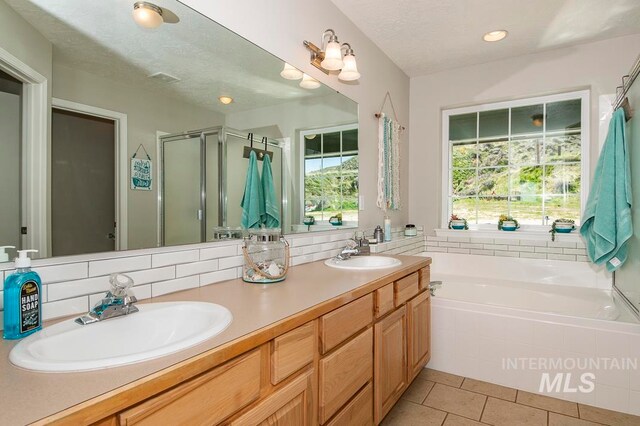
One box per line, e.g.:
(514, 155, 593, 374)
(0, 255, 430, 425)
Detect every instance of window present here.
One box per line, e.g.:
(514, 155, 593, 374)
(302, 125, 358, 222)
(443, 91, 589, 227)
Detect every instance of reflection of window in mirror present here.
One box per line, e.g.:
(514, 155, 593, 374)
(301, 125, 358, 224)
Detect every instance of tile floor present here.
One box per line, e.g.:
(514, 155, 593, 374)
(382, 369, 640, 426)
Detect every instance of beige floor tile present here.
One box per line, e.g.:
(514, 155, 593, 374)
(517, 391, 579, 417)
(443, 414, 485, 425)
(481, 397, 547, 426)
(460, 378, 517, 401)
(381, 399, 447, 426)
(578, 404, 640, 426)
(423, 383, 487, 421)
(420, 368, 465, 387)
(401, 378, 436, 404)
(548, 412, 603, 426)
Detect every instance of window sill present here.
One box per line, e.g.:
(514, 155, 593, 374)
(435, 228, 584, 242)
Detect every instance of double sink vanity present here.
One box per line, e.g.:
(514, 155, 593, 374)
(1, 254, 431, 425)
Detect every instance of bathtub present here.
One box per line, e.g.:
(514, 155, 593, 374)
(419, 252, 640, 415)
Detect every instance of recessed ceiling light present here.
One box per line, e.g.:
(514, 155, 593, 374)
(483, 30, 508, 42)
(218, 96, 233, 105)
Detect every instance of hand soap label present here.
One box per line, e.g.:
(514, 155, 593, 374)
(20, 281, 40, 333)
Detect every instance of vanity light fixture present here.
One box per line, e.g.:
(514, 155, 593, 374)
(218, 96, 233, 105)
(280, 63, 303, 80)
(299, 74, 321, 89)
(483, 30, 508, 42)
(133, 2, 164, 29)
(303, 29, 360, 81)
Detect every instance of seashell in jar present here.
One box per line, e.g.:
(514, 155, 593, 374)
(267, 262, 281, 276)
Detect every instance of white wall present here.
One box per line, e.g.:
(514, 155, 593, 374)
(182, 0, 411, 231)
(409, 33, 640, 232)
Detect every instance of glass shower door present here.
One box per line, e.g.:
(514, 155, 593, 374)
(162, 135, 203, 246)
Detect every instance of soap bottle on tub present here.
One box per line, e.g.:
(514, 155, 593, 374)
(3, 249, 42, 340)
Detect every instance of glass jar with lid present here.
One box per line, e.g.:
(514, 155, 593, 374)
(242, 229, 289, 284)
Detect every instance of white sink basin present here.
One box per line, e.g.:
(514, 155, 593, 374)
(324, 256, 402, 270)
(9, 301, 232, 373)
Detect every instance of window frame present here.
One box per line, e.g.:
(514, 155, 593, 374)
(441, 90, 590, 230)
(299, 123, 359, 225)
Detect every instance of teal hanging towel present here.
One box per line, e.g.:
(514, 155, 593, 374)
(262, 153, 280, 228)
(240, 150, 265, 229)
(580, 108, 633, 271)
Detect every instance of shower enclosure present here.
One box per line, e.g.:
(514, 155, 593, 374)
(159, 127, 283, 246)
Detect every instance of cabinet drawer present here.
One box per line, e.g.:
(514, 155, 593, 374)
(325, 382, 373, 426)
(418, 267, 430, 291)
(320, 294, 373, 353)
(394, 272, 419, 307)
(319, 327, 373, 424)
(230, 369, 314, 426)
(271, 321, 315, 384)
(118, 348, 262, 425)
(374, 284, 394, 318)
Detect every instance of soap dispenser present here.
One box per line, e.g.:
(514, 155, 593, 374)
(0, 246, 14, 263)
(3, 249, 42, 340)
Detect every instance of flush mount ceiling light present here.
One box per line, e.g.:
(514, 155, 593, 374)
(299, 74, 321, 89)
(303, 29, 361, 81)
(280, 63, 303, 80)
(218, 96, 233, 105)
(483, 30, 508, 42)
(133, 1, 164, 29)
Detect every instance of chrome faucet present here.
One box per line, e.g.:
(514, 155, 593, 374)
(75, 273, 139, 325)
(428, 280, 442, 296)
(335, 239, 360, 260)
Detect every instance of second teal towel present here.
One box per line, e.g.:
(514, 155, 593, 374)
(580, 108, 633, 271)
(240, 150, 265, 229)
(262, 153, 280, 228)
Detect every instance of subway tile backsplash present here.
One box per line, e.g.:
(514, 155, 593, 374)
(426, 233, 588, 261)
(0, 228, 424, 329)
(1, 225, 588, 329)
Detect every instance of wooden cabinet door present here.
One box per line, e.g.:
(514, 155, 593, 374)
(230, 370, 314, 426)
(374, 306, 407, 424)
(407, 291, 431, 381)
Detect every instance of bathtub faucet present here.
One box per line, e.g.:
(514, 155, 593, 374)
(429, 280, 442, 296)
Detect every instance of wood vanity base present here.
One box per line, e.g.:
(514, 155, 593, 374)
(35, 258, 431, 426)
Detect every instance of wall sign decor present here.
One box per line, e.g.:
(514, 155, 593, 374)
(131, 144, 152, 190)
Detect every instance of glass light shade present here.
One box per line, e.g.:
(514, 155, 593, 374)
(338, 54, 360, 81)
(218, 96, 233, 105)
(280, 63, 303, 80)
(321, 41, 343, 71)
(133, 4, 164, 29)
(299, 74, 321, 89)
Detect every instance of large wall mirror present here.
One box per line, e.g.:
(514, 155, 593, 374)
(0, 0, 358, 261)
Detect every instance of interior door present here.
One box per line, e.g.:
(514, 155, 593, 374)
(163, 134, 203, 246)
(51, 108, 115, 256)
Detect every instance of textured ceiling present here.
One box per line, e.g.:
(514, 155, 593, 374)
(330, 0, 640, 77)
(6, 0, 337, 114)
